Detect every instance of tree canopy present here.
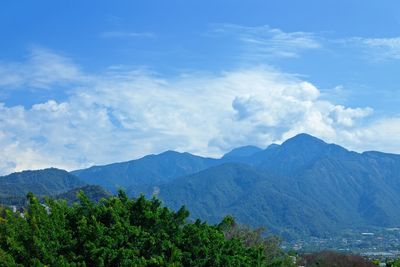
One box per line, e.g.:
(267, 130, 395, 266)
(0, 191, 294, 266)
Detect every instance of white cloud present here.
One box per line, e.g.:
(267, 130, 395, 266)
(0, 49, 399, 175)
(212, 25, 400, 63)
(212, 24, 322, 59)
(0, 48, 85, 89)
(347, 37, 400, 61)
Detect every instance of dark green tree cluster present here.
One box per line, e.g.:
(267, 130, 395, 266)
(0, 191, 294, 266)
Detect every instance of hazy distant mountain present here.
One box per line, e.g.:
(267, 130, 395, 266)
(72, 150, 218, 192)
(0, 168, 85, 198)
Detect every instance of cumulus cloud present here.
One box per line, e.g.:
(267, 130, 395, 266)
(0, 49, 398, 175)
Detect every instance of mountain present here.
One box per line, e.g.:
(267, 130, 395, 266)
(55, 185, 111, 204)
(72, 150, 218, 192)
(222, 145, 262, 159)
(122, 134, 400, 238)
(238, 133, 349, 174)
(69, 133, 400, 238)
(155, 163, 328, 238)
(247, 134, 400, 227)
(0, 168, 85, 198)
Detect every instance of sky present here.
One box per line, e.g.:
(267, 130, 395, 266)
(1, 0, 400, 174)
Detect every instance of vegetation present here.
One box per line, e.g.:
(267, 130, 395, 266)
(387, 259, 400, 266)
(72, 151, 218, 193)
(0, 185, 110, 207)
(72, 134, 400, 239)
(297, 251, 375, 267)
(0, 168, 85, 200)
(0, 191, 294, 266)
(55, 185, 111, 204)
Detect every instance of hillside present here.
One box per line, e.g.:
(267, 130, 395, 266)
(155, 163, 328, 238)
(3, 133, 400, 238)
(0, 168, 85, 198)
(222, 145, 263, 159)
(72, 133, 400, 238)
(55, 185, 111, 204)
(72, 150, 218, 192)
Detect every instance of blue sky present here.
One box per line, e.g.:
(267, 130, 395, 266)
(1, 1, 400, 174)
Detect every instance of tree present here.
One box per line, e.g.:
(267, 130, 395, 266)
(218, 215, 295, 267)
(0, 191, 296, 266)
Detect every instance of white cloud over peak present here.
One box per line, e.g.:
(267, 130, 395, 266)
(0, 49, 399, 175)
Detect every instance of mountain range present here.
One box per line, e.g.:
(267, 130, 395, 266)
(2, 133, 400, 239)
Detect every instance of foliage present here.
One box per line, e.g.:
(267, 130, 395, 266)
(298, 251, 376, 267)
(0, 191, 294, 266)
(386, 259, 400, 267)
(55, 185, 111, 204)
(218, 215, 295, 267)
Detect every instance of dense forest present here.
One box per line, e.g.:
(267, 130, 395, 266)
(0, 191, 295, 266)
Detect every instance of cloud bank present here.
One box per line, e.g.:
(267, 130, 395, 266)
(0, 49, 399, 175)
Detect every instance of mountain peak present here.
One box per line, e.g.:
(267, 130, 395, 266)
(1, 167, 70, 178)
(249, 133, 332, 175)
(157, 150, 203, 159)
(0, 168, 85, 198)
(158, 150, 182, 156)
(282, 133, 326, 147)
(222, 145, 262, 159)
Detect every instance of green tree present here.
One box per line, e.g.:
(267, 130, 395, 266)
(0, 191, 296, 266)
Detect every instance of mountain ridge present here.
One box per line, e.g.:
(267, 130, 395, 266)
(3, 133, 400, 239)
(0, 168, 85, 197)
